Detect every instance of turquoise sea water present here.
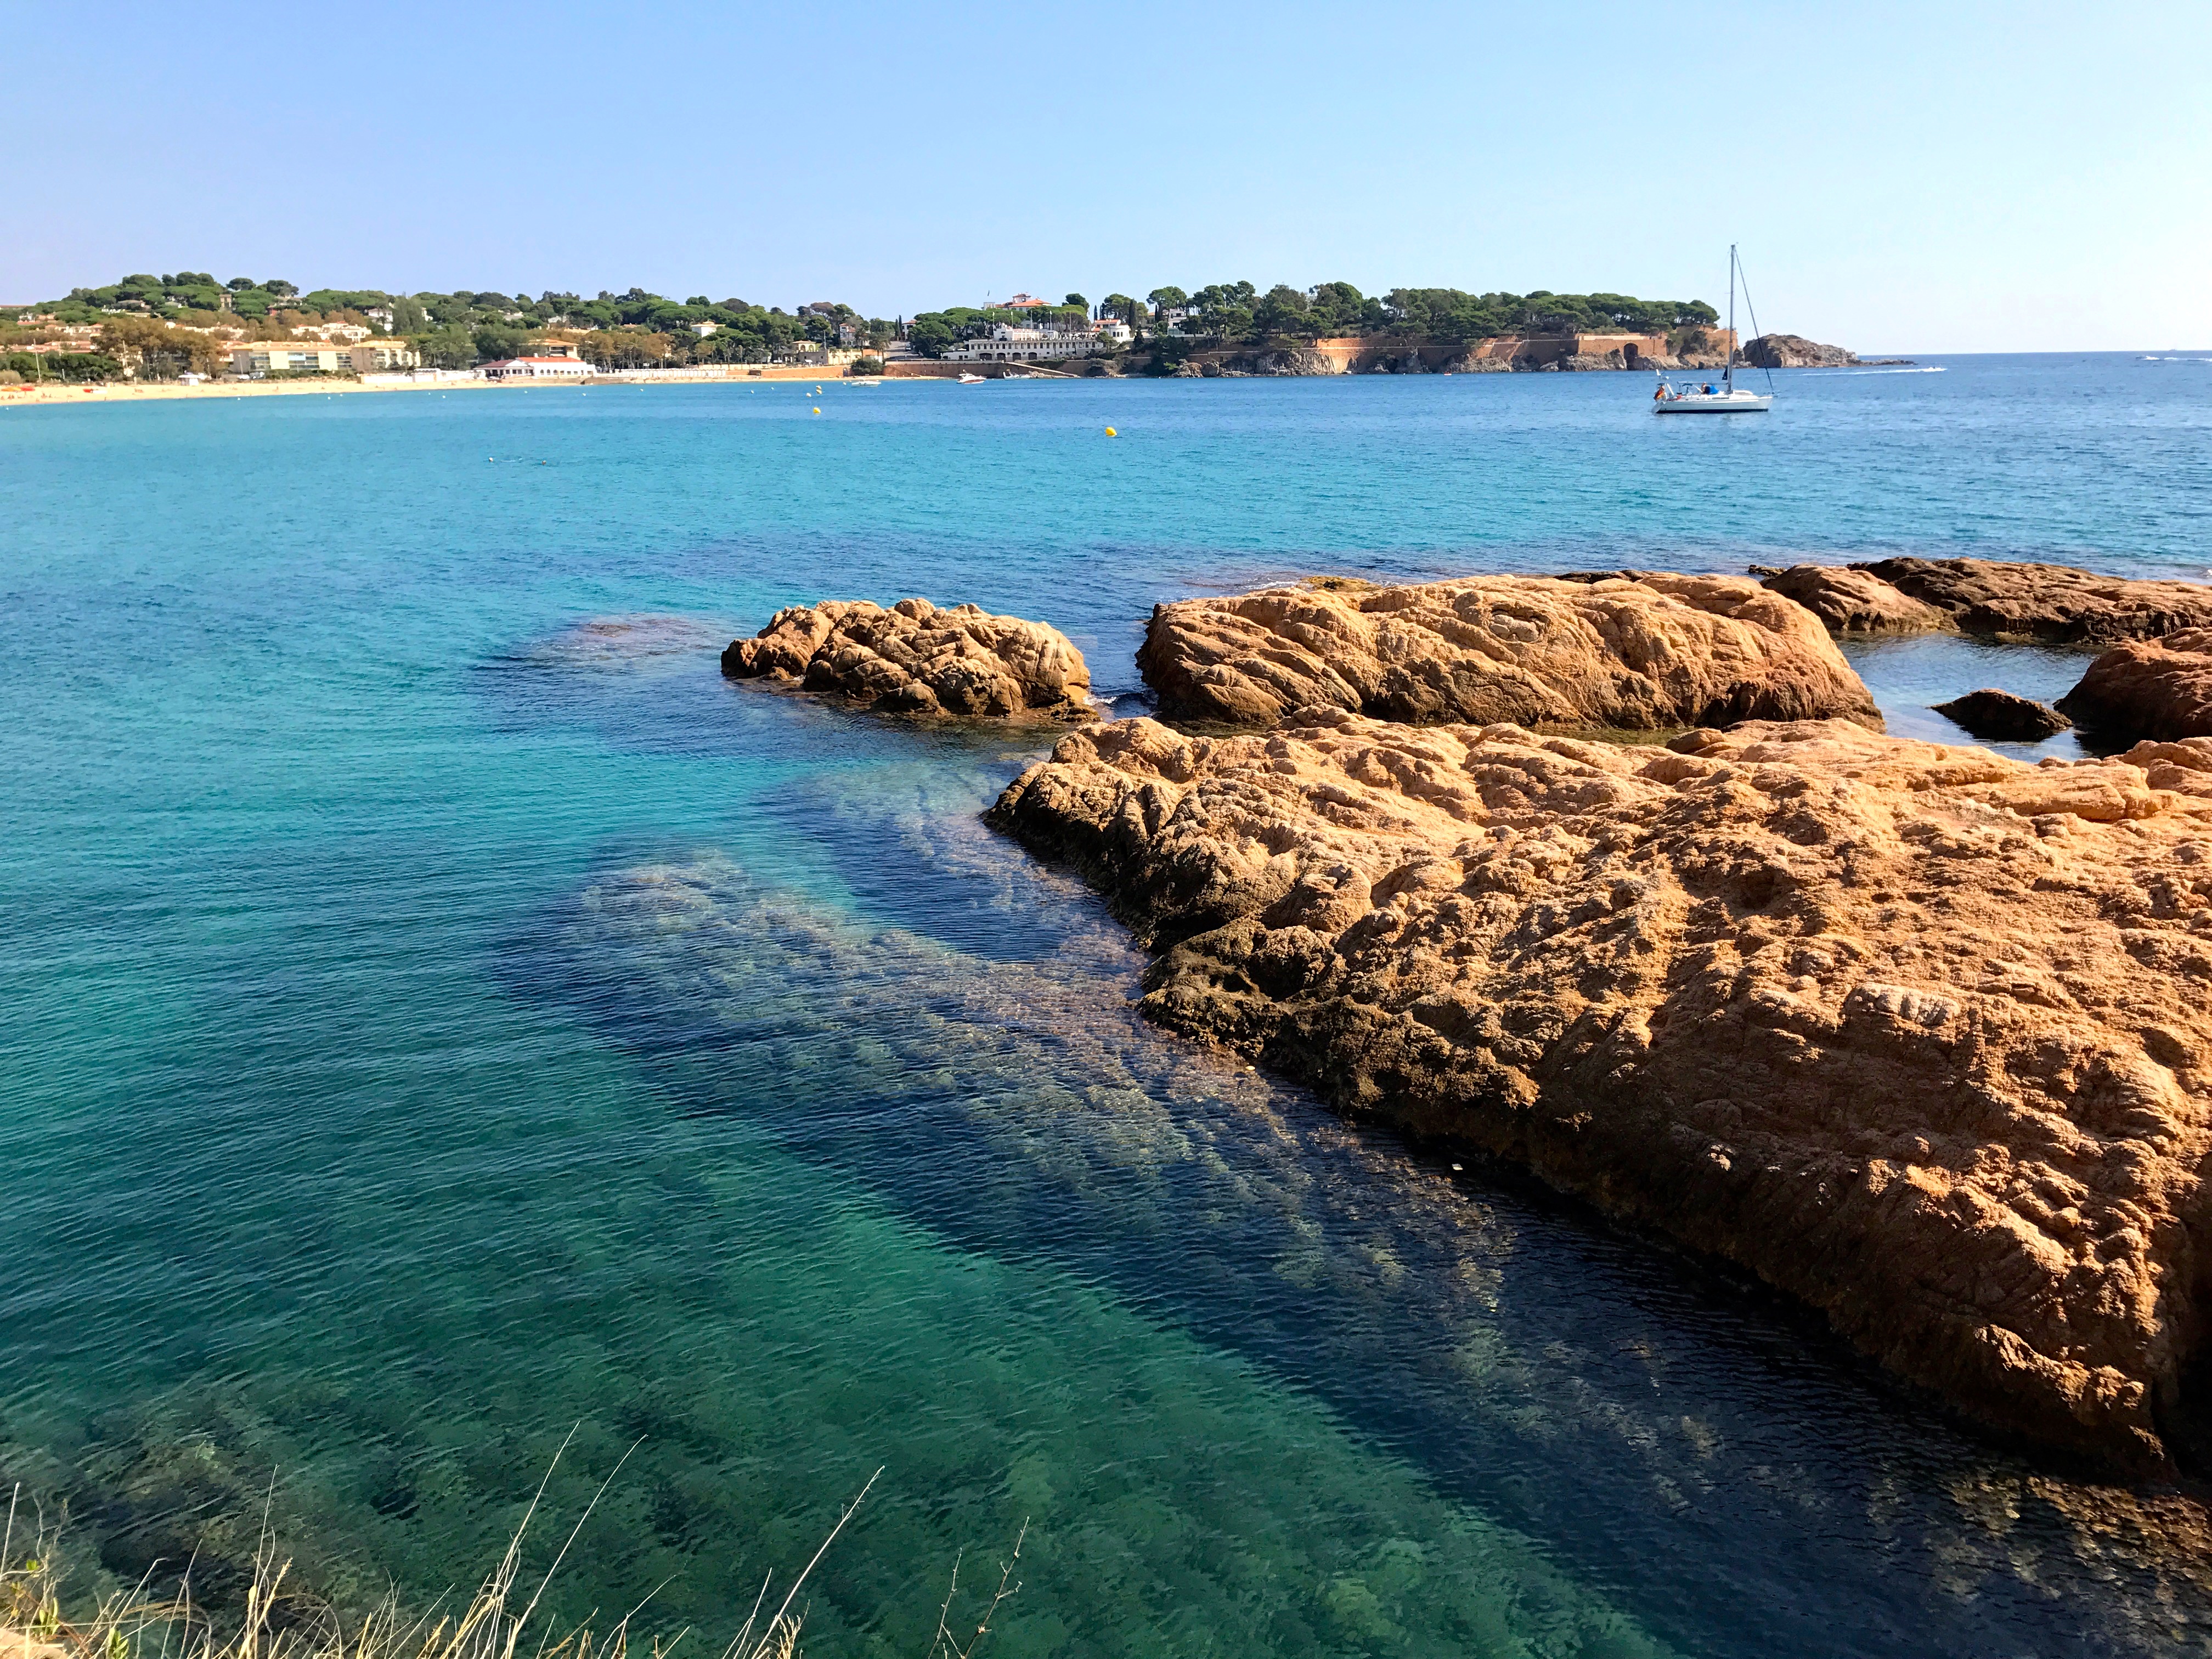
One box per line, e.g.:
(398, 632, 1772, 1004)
(4, 356, 2212, 1658)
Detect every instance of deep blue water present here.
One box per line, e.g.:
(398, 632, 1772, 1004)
(4, 356, 2212, 1659)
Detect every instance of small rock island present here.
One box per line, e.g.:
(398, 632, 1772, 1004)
(723, 597, 1094, 720)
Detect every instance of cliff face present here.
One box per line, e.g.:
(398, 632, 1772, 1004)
(1742, 334, 1858, 368)
(989, 711, 2212, 1471)
(1135, 573, 1883, 732)
(722, 597, 1093, 719)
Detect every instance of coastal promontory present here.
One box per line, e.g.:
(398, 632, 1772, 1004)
(1741, 334, 1859, 368)
(989, 710, 2212, 1471)
(723, 597, 1093, 719)
(1135, 573, 1882, 731)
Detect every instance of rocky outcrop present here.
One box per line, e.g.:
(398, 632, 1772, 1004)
(989, 710, 2212, 1471)
(1246, 349, 1347, 376)
(722, 597, 1093, 719)
(1135, 573, 1883, 732)
(1854, 558, 2212, 644)
(1761, 565, 1955, 635)
(2058, 630, 2212, 742)
(1933, 688, 2072, 741)
(1742, 334, 1858, 369)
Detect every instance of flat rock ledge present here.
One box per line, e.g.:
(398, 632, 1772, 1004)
(2059, 630, 2212, 742)
(723, 598, 1094, 720)
(1137, 573, 1883, 733)
(1761, 558, 2212, 642)
(989, 710, 2212, 1471)
(1762, 565, 1957, 635)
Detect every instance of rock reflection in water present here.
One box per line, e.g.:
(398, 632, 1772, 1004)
(551, 830, 2212, 1659)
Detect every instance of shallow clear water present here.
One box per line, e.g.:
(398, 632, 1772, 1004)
(5, 356, 2212, 1658)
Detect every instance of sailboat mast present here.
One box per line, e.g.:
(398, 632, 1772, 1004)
(1725, 245, 1736, 392)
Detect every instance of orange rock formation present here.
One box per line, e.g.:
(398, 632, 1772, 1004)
(1136, 574, 1882, 732)
(2059, 630, 2212, 742)
(991, 711, 2212, 1470)
(722, 597, 1093, 720)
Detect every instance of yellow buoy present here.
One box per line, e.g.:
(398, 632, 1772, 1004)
(812, 406, 821, 414)
(1104, 427, 1118, 436)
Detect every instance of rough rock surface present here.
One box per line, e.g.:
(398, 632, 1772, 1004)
(1742, 334, 1859, 368)
(1762, 564, 1956, 635)
(2058, 630, 2212, 742)
(1934, 689, 2073, 742)
(1248, 348, 1347, 376)
(722, 597, 1093, 719)
(1135, 573, 1883, 732)
(989, 710, 2212, 1470)
(1854, 558, 2212, 644)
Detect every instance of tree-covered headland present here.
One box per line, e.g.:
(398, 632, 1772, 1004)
(4, 272, 1720, 380)
(904, 282, 1718, 358)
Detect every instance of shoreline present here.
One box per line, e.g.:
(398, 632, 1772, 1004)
(0, 365, 867, 409)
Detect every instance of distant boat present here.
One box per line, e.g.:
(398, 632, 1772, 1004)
(957, 372, 986, 384)
(1654, 245, 1772, 414)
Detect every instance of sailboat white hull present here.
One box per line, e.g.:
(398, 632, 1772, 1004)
(1649, 245, 1774, 413)
(1654, 391, 1771, 413)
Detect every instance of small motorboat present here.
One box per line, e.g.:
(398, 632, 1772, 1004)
(1654, 245, 1772, 414)
(957, 371, 986, 383)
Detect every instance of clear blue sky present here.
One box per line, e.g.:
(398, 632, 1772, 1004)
(7, 1, 2207, 352)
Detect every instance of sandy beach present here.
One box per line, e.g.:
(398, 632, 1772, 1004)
(0, 376, 499, 408)
(0, 363, 864, 409)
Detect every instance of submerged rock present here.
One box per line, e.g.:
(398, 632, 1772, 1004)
(1135, 573, 1882, 732)
(1853, 557, 2212, 643)
(723, 597, 1094, 719)
(2058, 629, 2212, 741)
(990, 710, 2212, 1471)
(1762, 565, 1955, 635)
(1932, 688, 2072, 741)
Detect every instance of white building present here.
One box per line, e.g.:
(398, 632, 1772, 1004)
(230, 343, 348, 375)
(482, 356, 597, 381)
(351, 340, 420, 371)
(691, 321, 718, 337)
(943, 324, 1100, 362)
(227, 340, 420, 376)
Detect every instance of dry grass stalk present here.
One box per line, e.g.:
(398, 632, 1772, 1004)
(923, 1521, 1023, 1659)
(0, 1447, 882, 1659)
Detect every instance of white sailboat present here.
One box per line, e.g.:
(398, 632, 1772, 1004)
(1654, 245, 1771, 413)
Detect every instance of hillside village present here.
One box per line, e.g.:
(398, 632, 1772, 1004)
(0, 273, 1814, 386)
